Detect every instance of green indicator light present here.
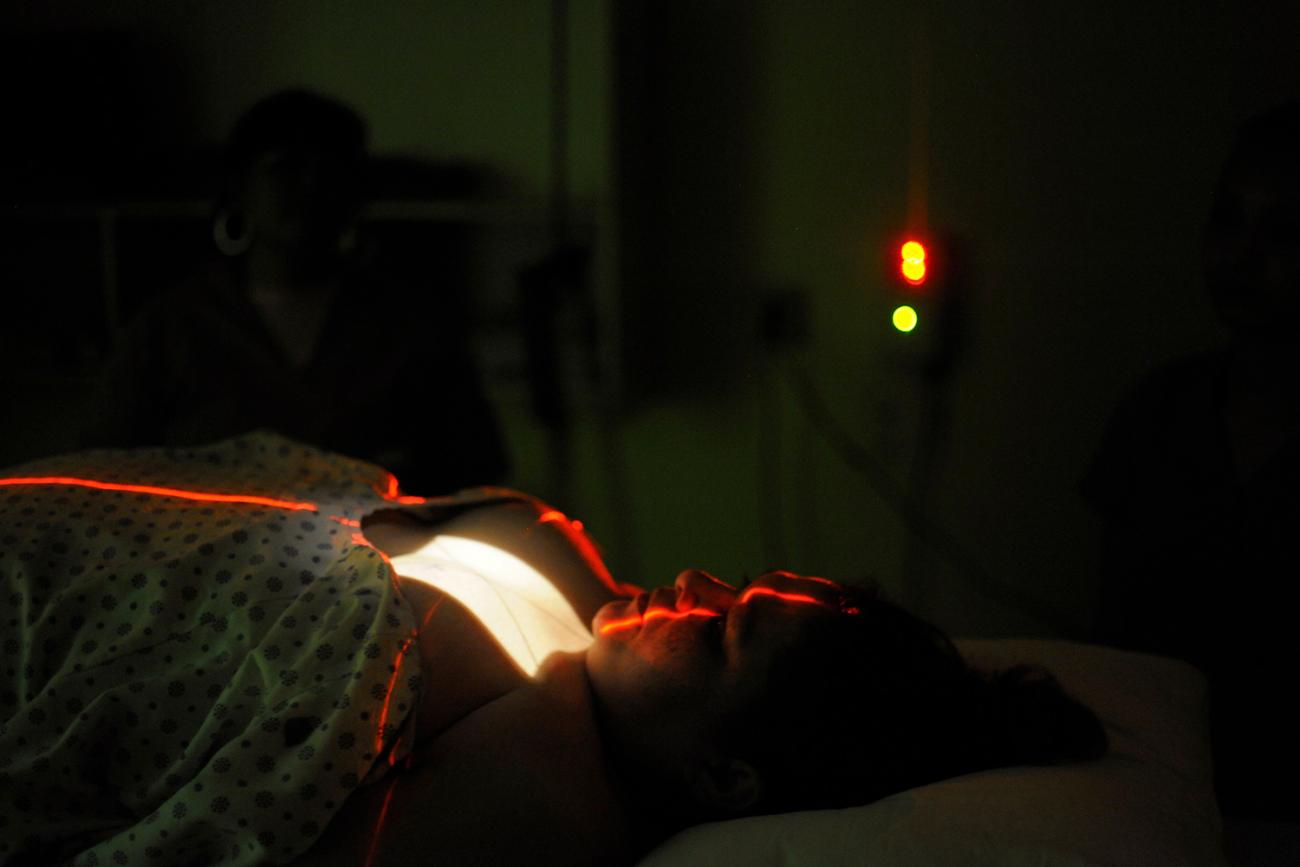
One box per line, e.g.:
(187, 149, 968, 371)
(892, 305, 918, 333)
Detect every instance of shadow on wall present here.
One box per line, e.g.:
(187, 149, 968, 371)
(0, 40, 507, 488)
(614, 0, 766, 403)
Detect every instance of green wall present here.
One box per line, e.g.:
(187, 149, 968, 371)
(8, 1, 1299, 639)
(587, 0, 1299, 639)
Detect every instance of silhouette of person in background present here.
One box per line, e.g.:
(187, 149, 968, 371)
(82, 89, 508, 492)
(1082, 100, 1300, 824)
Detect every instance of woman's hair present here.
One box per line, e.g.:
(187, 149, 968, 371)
(222, 89, 368, 185)
(721, 582, 1108, 817)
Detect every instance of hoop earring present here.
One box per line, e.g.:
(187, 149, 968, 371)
(213, 208, 252, 257)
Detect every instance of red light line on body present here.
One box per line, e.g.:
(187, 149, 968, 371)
(598, 606, 720, 636)
(756, 570, 839, 588)
(3, 474, 433, 802)
(646, 606, 720, 623)
(598, 586, 844, 636)
(598, 615, 644, 634)
(0, 476, 318, 511)
(375, 636, 415, 756)
(738, 586, 830, 608)
(363, 776, 400, 867)
(374, 472, 426, 505)
(535, 508, 642, 598)
(419, 595, 444, 630)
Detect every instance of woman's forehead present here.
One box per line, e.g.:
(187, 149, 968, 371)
(750, 570, 840, 590)
(731, 576, 850, 648)
(744, 572, 852, 609)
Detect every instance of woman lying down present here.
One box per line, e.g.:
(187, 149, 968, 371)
(0, 432, 1107, 866)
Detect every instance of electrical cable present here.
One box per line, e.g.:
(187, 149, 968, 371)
(785, 360, 1083, 637)
(757, 354, 788, 569)
(541, 0, 642, 584)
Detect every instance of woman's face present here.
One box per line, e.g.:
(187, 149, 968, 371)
(585, 569, 849, 765)
(239, 146, 360, 253)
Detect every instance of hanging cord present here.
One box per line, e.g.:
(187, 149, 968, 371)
(535, 0, 641, 583)
(785, 360, 1082, 637)
(757, 353, 789, 568)
(901, 364, 952, 614)
(549, 0, 570, 248)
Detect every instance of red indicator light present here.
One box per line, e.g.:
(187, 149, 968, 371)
(899, 239, 927, 285)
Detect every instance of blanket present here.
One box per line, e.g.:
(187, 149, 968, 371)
(0, 432, 425, 866)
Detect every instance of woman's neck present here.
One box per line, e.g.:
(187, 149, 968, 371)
(527, 652, 650, 860)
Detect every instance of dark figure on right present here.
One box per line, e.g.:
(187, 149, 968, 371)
(1082, 100, 1300, 825)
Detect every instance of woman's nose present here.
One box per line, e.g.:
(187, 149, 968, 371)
(674, 569, 736, 611)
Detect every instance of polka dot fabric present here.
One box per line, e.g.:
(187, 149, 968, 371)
(0, 432, 426, 866)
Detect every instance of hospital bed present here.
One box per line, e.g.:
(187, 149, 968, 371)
(0, 436, 1227, 865)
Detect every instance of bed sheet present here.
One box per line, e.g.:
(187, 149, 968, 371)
(637, 639, 1224, 867)
(0, 432, 423, 866)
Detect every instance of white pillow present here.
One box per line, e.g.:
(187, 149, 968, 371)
(636, 640, 1223, 867)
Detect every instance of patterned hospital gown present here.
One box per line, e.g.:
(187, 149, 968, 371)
(0, 432, 459, 866)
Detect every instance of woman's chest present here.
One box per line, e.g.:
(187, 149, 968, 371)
(400, 578, 530, 743)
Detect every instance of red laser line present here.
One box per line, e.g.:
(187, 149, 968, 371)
(598, 587, 840, 636)
(363, 776, 400, 867)
(0, 476, 318, 511)
(536, 509, 642, 598)
(788, 573, 838, 587)
(737, 586, 830, 608)
(375, 636, 415, 755)
(597, 606, 720, 636)
(373, 472, 427, 505)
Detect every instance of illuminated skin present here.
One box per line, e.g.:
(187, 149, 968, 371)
(0, 474, 869, 856)
(585, 568, 855, 794)
(0, 471, 646, 864)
